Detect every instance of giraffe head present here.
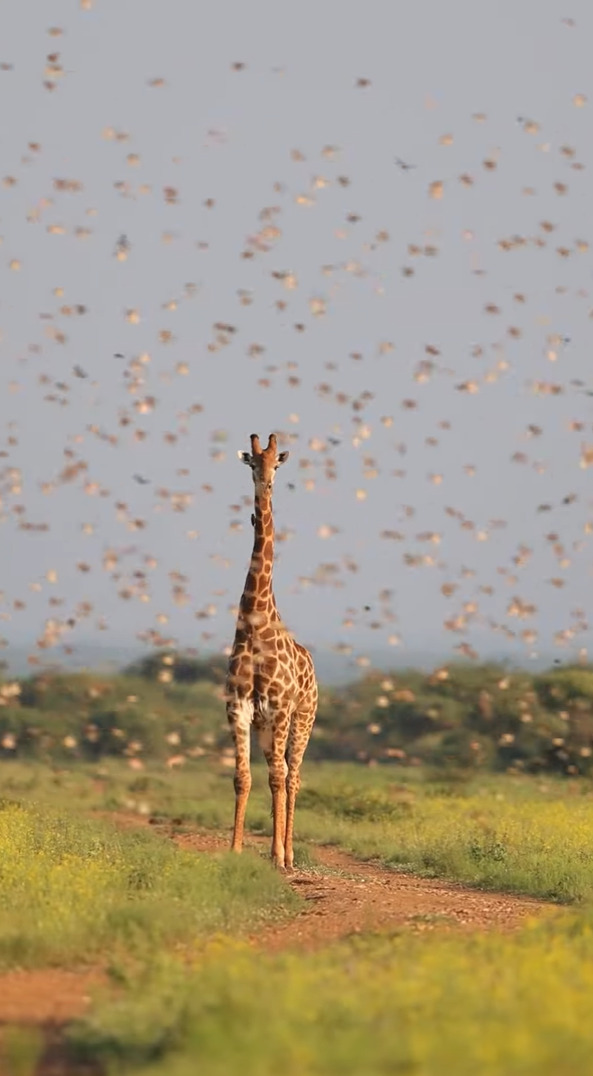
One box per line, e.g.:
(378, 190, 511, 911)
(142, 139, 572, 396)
(238, 433, 289, 496)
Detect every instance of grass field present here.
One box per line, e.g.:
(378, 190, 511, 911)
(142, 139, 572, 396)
(3, 758, 593, 900)
(68, 919, 593, 1076)
(2, 760, 593, 1074)
(0, 798, 298, 970)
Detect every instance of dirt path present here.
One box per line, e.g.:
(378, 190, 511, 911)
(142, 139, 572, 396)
(0, 969, 103, 1027)
(0, 815, 556, 1073)
(168, 824, 554, 949)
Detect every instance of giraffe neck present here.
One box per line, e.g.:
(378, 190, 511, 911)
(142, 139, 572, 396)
(239, 490, 278, 623)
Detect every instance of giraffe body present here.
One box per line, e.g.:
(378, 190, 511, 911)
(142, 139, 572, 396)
(226, 433, 317, 870)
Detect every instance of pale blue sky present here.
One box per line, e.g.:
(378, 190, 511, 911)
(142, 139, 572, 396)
(1, 0, 592, 676)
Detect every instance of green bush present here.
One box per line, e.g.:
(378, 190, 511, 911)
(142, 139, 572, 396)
(125, 650, 227, 685)
(2, 657, 593, 775)
(1, 669, 227, 762)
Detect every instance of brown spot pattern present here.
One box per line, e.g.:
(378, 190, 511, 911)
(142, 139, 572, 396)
(226, 433, 317, 870)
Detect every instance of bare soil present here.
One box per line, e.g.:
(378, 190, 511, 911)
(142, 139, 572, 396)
(0, 970, 104, 1076)
(0, 814, 556, 1073)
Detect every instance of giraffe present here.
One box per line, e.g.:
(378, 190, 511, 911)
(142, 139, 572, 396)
(226, 432, 318, 871)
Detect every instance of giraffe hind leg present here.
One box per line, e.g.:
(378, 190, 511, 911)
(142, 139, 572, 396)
(227, 698, 253, 853)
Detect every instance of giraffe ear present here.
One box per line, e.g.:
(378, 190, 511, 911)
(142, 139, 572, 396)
(238, 451, 252, 464)
(277, 451, 289, 465)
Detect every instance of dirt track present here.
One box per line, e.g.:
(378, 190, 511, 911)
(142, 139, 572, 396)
(170, 825, 553, 948)
(0, 816, 556, 1065)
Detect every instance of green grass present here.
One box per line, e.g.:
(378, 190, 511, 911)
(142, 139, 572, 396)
(292, 777, 593, 902)
(0, 1027, 43, 1076)
(0, 799, 300, 968)
(4, 760, 593, 1074)
(3, 760, 593, 902)
(68, 912, 593, 1076)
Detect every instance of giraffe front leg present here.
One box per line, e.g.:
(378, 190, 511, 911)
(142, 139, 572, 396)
(268, 754, 288, 870)
(256, 719, 289, 870)
(284, 765, 300, 873)
(227, 699, 253, 853)
(284, 716, 313, 871)
(260, 732, 289, 870)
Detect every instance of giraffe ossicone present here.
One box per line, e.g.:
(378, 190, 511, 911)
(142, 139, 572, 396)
(226, 431, 318, 871)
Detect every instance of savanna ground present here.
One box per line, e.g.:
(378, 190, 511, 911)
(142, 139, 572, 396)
(1, 760, 593, 1074)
